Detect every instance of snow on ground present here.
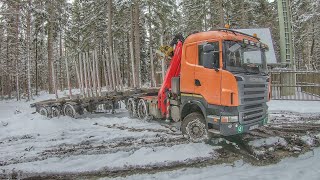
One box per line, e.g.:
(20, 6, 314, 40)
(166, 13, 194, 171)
(0, 91, 218, 176)
(1, 91, 320, 179)
(268, 100, 320, 113)
(248, 136, 287, 148)
(2, 143, 218, 174)
(108, 149, 320, 180)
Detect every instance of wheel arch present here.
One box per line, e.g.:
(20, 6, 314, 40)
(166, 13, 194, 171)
(180, 100, 206, 121)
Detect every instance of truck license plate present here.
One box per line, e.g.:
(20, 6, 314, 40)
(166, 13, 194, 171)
(249, 124, 259, 130)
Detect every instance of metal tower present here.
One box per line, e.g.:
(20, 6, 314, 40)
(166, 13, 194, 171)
(277, 0, 295, 68)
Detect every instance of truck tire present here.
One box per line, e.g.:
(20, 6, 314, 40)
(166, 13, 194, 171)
(181, 112, 208, 142)
(127, 98, 136, 118)
(63, 104, 77, 118)
(137, 99, 149, 121)
(39, 107, 50, 118)
(51, 107, 61, 118)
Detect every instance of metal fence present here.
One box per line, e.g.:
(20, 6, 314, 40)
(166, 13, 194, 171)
(270, 70, 320, 101)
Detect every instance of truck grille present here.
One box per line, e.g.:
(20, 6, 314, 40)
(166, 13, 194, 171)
(243, 104, 262, 110)
(244, 114, 263, 122)
(244, 91, 265, 95)
(243, 97, 264, 102)
(244, 84, 265, 88)
(240, 103, 266, 123)
(238, 77, 269, 124)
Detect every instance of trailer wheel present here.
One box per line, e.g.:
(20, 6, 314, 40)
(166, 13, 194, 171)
(51, 107, 61, 118)
(127, 98, 136, 118)
(137, 99, 149, 121)
(39, 107, 49, 118)
(181, 112, 208, 142)
(63, 104, 77, 118)
(104, 103, 113, 113)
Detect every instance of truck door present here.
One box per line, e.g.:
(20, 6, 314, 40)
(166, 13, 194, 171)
(194, 41, 221, 105)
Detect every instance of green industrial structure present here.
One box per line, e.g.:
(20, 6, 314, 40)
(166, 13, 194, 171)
(277, 0, 296, 96)
(277, 0, 295, 69)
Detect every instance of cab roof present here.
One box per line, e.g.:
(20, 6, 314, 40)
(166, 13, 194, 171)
(184, 29, 260, 45)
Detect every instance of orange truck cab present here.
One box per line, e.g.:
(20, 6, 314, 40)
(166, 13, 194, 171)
(169, 29, 270, 140)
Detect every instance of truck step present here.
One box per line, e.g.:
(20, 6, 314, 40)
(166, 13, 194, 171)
(208, 129, 221, 135)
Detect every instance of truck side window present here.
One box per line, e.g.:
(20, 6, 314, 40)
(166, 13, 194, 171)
(198, 42, 219, 68)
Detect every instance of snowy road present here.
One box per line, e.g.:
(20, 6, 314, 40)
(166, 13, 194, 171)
(109, 149, 320, 180)
(1, 93, 320, 179)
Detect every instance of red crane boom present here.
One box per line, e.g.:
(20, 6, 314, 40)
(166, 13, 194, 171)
(158, 41, 183, 117)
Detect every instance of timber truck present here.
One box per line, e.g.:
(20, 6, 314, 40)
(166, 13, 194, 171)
(32, 28, 271, 141)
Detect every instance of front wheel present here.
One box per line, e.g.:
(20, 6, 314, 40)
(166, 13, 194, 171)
(181, 112, 208, 142)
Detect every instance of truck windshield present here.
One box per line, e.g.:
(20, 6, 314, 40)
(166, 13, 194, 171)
(224, 41, 268, 75)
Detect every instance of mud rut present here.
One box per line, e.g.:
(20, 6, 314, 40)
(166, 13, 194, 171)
(2, 112, 320, 180)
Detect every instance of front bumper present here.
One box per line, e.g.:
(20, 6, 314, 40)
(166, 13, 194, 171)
(219, 116, 268, 136)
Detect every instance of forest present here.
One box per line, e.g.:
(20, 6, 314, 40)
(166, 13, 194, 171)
(0, 0, 319, 100)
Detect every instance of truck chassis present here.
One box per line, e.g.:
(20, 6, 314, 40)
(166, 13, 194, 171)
(31, 88, 160, 119)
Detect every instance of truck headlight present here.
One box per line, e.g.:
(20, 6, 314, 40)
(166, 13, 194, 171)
(221, 116, 239, 123)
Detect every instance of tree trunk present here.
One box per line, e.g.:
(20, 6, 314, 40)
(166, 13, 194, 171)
(6, 30, 11, 98)
(130, 6, 136, 88)
(83, 53, 89, 97)
(105, 50, 113, 91)
(108, 0, 116, 91)
(160, 32, 165, 83)
(102, 51, 109, 90)
(130, 41, 136, 88)
(26, 0, 32, 101)
(126, 33, 131, 88)
(203, 1, 207, 30)
(66, 57, 73, 99)
(133, 0, 141, 88)
(15, 1, 20, 101)
(148, 3, 156, 87)
(114, 52, 123, 90)
(47, 3, 54, 94)
(219, 0, 224, 28)
(79, 54, 85, 97)
(35, 37, 38, 96)
(91, 52, 97, 96)
(94, 50, 102, 96)
(75, 56, 81, 92)
(52, 60, 58, 100)
(309, 22, 315, 70)
(240, 0, 246, 28)
(86, 52, 93, 97)
(59, 30, 64, 91)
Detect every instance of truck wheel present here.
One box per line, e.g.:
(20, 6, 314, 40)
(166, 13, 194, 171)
(181, 112, 208, 142)
(127, 98, 136, 118)
(137, 99, 149, 121)
(39, 107, 49, 118)
(63, 104, 77, 118)
(51, 107, 61, 118)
